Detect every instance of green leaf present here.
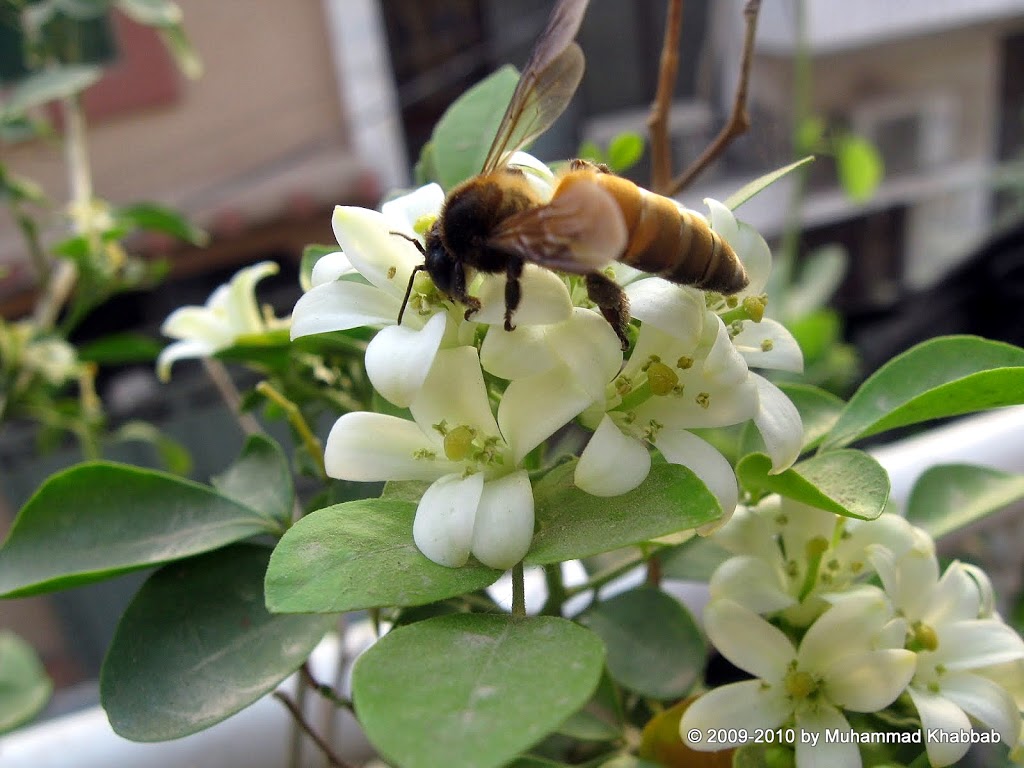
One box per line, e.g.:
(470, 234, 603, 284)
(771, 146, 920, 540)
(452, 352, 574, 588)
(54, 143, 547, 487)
(578, 587, 704, 700)
(835, 134, 883, 202)
(0, 167, 46, 205)
(659, 536, 731, 582)
(300, 244, 336, 292)
(556, 709, 621, 742)
(796, 116, 826, 153)
(906, 464, 1024, 541)
(737, 450, 889, 520)
(0, 462, 279, 597)
(0, 632, 52, 735)
(414, 140, 440, 186)
(157, 23, 202, 79)
(822, 336, 1024, 449)
(112, 202, 207, 245)
(211, 435, 293, 527)
(77, 332, 163, 363)
(265, 498, 501, 613)
(114, 0, 182, 27)
(741, 383, 845, 456)
(786, 308, 842, 363)
(724, 156, 814, 211)
(101, 545, 332, 741)
(786, 244, 848, 318)
(606, 132, 644, 173)
(352, 614, 605, 768)
(2, 65, 103, 118)
(577, 139, 605, 165)
(525, 461, 721, 565)
(431, 65, 520, 190)
(110, 420, 192, 475)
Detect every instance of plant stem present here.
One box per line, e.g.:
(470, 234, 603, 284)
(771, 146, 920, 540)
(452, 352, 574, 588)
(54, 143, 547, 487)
(668, 0, 762, 195)
(512, 562, 526, 618)
(201, 359, 264, 437)
(256, 380, 328, 481)
(273, 690, 353, 768)
(647, 0, 684, 194)
(564, 552, 648, 598)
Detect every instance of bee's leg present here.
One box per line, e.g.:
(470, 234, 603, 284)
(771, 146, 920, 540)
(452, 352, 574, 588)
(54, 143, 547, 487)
(503, 259, 524, 332)
(453, 263, 481, 320)
(585, 272, 630, 350)
(569, 158, 612, 174)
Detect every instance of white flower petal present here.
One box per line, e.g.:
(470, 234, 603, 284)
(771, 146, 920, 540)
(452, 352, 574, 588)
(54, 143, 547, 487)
(156, 339, 216, 382)
(225, 261, 278, 332)
(324, 412, 456, 481)
(733, 318, 804, 373)
(654, 429, 737, 529)
(472, 265, 573, 326)
(731, 219, 772, 294)
(160, 305, 231, 345)
(908, 686, 973, 767)
(508, 152, 556, 200)
(498, 369, 593, 464)
(751, 373, 803, 473)
(410, 347, 500, 437)
(927, 561, 983, 626)
(291, 280, 402, 338)
(480, 323, 559, 380)
(549, 308, 623, 400)
(413, 472, 484, 568)
(705, 198, 739, 246)
(332, 206, 422, 296)
(702, 315, 749, 386)
(380, 183, 445, 236)
(942, 671, 1022, 747)
(680, 680, 789, 748)
(311, 251, 356, 287)
(704, 599, 794, 681)
(575, 416, 651, 497)
(365, 312, 448, 407)
(935, 620, 1024, 671)
(824, 648, 916, 711)
(794, 707, 860, 768)
(471, 471, 535, 569)
(709, 555, 796, 614)
(799, 593, 892, 670)
(624, 279, 705, 347)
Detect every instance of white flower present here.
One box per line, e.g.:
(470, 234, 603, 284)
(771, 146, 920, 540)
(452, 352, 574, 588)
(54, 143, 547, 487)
(870, 545, 1024, 766)
(157, 261, 282, 381)
(710, 498, 919, 625)
(323, 345, 574, 570)
(291, 169, 573, 407)
(681, 595, 915, 768)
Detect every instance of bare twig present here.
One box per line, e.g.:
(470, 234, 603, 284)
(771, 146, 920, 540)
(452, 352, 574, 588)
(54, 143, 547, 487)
(512, 562, 526, 618)
(273, 690, 354, 768)
(647, 0, 684, 194)
(668, 0, 762, 196)
(201, 358, 264, 436)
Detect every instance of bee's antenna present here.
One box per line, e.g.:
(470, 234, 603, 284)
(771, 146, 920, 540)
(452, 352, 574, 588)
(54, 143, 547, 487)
(390, 231, 428, 327)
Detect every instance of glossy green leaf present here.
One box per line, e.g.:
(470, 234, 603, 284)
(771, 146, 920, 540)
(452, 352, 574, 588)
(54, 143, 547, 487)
(725, 156, 814, 211)
(579, 587, 704, 700)
(211, 435, 293, 527)
(101, 545, 332, 741)
(787, 308, 841, 364)
(0, 462, 279, 597)
(906, 464, 1024, 541)
(113, 202, 207, 245)
(525, 461, 721, 565)
(2, 65, 103, 118)
(0, 632, 52, 735)
(822, 336, 1024, 449)
(741, 383, 845, 456)
(300, 243, 336, 291)
(659, 536, 730, 582)
(413, 140, 440, 186)
(114, 0, 182, 26)
(77, 332, 163, 363)
(557, 709, 621, 742)
(737, 450, 889, 520)
(353, 614, 605, 768)
(607, 132, 644, 173)
(265, 498, 500, 613)
(836, 134, 883, 202)
(432, 65, 520, 190)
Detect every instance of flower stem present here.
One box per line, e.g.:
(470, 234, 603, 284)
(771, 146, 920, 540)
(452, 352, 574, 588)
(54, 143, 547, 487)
(512, 562, 526, 618)
(273, 690, 353, 768)
(565, 551, 649, 598)
(256, 380, 327, 480)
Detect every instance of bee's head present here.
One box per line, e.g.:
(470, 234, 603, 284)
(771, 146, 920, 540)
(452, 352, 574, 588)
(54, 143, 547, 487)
(424, 232, 459, 297)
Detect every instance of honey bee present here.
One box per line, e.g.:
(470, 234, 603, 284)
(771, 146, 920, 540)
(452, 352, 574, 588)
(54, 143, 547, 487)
(398, 0, 748, 348)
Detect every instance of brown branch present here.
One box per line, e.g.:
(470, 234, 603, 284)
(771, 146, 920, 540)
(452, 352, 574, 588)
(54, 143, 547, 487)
(668, 0, 762, 196)
(273, 690, 354, 768)
(647, 0, 684, 194)
(201, 358, 263, 437)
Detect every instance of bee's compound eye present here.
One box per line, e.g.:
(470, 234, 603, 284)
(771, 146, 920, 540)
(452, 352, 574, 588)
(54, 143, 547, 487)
(425, 243, 457, 295)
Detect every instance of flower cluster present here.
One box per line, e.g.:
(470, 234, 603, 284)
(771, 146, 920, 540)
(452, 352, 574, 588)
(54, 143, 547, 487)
(682, 495, 1024, 767)
(289, 153, 804, 570)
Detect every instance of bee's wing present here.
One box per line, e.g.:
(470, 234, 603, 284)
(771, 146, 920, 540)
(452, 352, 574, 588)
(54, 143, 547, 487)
(486, 174, 627, 273)
(481, 0, 589, 174)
